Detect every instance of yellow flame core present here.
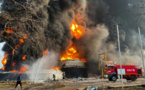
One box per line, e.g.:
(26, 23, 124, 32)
(60, 21, 86, 63)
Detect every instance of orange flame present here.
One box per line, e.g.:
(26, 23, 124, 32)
(15, 39, 25, 49)
(60, 21, 86, 63)
(1, 34, 28, 71)
(1, 53, 9, 66)
(70, 21, 84, 39)
(20, 66, 28, 72)
(19, 39, 24, 44)
(12, 62, 16, 67)
(6, 29, 13, 34)
(2, 67, 5, 70)
(14, 34, 27, 50)
(61, 46, 77, 60)
(9, 70, 19, 73)
(23, 35, 27, 39)
(22, 55, 27, 60)
(81, 59, 87, 63)
(60, 46, 86, 63)
(43, 50, 48, 55)
(9, 66, 28, 73)
(43, 50, 48, 58)
(51, 67, 60, 70)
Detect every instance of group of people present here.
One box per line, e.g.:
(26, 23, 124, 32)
(53, 72, 65, 81)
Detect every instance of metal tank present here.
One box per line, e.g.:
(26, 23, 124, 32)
(61, 59, 88, 78)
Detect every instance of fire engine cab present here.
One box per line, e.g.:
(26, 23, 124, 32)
(105, 64, 143, 82)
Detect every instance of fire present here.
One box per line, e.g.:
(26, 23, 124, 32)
(12, 62, 16, 67)
(22, 55, 27, 60)
(81, 59, 87, 63)
(51, 67, 60, 70)
(14, 34, 27, 50)
(60, 46, 86, 63)
(60, 21, 86, 63)
(43, 50, 48, 58)
(70, 22, 84, 39)
(19, 39, 24, 44)
(15, 39, 25, 49)
(2, 67, 5, 70)
(20, 66, 28, 72)
(6, 29, 13, 34)
(43, 50, 48, 55)
(1, 32, 27, 71)
(61, 46, 77, 60)
(1, 53, 9, 65)
(23, 34, 27, 39)
(9, 66, 28, 73)
(9, 70, 19, 73)
(68, 47, 77, 54)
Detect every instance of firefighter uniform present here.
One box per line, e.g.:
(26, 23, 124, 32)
(53, 74, 56, 81)
(62, 72, 65, 80)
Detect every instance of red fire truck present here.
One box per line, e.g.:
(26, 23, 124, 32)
(105, 64, 143, 82)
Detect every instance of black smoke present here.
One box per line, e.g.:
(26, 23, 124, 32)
(0, 0, 76, 71)
(0, 0, 144, 76)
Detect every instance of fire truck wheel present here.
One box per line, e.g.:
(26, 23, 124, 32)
(111, 76, 117, 82)
(131, 76, 136, 81)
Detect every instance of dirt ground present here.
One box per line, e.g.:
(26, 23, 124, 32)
(0, 78, 145, 90)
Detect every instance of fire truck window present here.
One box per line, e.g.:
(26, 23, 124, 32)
(137, 69, 141, 74)
(108, 66, 113, 70)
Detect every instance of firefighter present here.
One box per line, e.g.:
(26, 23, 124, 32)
(62, 72, 65, 80)
(53, 74, 56, 81)
(15, 73, 23, 90)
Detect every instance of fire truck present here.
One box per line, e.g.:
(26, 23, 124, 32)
(105, 64, 143, 82)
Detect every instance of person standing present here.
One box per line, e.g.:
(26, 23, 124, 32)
(15, 73, 23, 90)
(62, 72, 65, 80)
(53, 74, 56, 81)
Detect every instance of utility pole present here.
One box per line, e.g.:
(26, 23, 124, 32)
(98, 53, 107, 70)
(116, 24, 123, 89)
(98, 53, 107, 79)
(138, 27, 145, 76)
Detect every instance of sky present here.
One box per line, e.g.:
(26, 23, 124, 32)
(0, 1, 4, 68)
(0, 42, 5, 68)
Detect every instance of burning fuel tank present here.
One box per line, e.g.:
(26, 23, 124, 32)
(61, 59, 88, 78)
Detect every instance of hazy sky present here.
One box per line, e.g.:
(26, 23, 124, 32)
(0, 2, 4, 68)
(0, 42, 5, 68)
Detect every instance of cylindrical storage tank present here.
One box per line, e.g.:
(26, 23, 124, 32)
(61, 59, 88, 78)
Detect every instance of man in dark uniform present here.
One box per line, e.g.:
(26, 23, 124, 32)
(62, 72, 65, 80)
(15, 73, 23, 90)
(53, 74, 56, 81)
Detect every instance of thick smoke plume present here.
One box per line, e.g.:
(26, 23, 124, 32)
(0, 0, 144, 76)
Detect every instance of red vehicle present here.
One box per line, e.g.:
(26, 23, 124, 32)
(105, 64, 143, 82)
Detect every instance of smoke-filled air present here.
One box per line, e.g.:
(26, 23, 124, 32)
(0, 0, 145, 77)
